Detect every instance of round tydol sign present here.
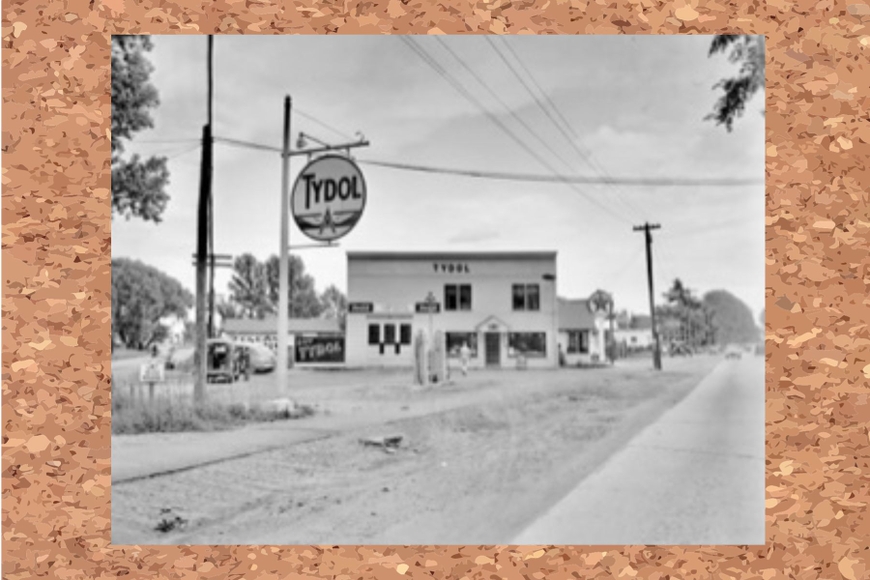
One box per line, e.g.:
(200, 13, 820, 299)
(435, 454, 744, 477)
(291, 154, 367, 242)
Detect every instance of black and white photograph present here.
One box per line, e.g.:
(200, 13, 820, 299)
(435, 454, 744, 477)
(111, 34, 765, 545)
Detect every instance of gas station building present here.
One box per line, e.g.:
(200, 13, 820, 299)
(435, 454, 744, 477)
(345, 251, 560, 369)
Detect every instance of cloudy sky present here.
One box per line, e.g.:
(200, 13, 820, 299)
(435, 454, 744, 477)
(113, 35, 765, 320)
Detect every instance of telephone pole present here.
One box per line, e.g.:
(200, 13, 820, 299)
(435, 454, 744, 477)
(277, 96, 292, 391)
(634, 222, 662, 371)
(194, 36, 214, 403)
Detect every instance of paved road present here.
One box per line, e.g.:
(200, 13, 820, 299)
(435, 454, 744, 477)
(514, 355, 765, 545)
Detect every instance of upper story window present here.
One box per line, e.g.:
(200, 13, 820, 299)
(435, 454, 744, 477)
(512, 284, 540, 311)
(445, 284, 472, 311)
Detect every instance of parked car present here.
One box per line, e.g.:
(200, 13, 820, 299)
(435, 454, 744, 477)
(245, 342, 277, 373)
(207, 338, 249, 383)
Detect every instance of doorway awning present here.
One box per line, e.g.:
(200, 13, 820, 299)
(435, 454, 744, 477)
(475, 315, 511, 333)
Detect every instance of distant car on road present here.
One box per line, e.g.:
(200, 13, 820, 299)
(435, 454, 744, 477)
(724, 345, 743, 360)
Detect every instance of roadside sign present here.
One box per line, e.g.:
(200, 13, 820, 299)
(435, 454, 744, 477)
(295, 336, 345, 364)
(348, 302, 374, 314)
(139, 361, 165, 383)
(415, 302, 440, 314)
(291, 154, 366, 243)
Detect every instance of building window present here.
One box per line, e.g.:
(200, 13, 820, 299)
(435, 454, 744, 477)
(446, 332, 478, 358)
(384, 324, 396, 345)
(400, 324, 412, 345)
(445, 284, 472, 311)
(368, 324, 380, 345)
(567, 330, 589, 354)
(512, 284, 541, 311)
(508, 332, 547, 357)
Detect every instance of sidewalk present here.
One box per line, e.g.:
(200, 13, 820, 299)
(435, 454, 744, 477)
(513, 356, 765, 545)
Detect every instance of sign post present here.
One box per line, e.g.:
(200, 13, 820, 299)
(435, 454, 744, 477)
(139, 356, 166, 403)
(277, 97, 369, 392)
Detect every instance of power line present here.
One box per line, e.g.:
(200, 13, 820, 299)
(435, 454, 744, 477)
(433, 37, 579, 175)
(356, 158, 763, 187)
(401, 37, 630, 226)
(294, 108, 354, 141)
(490, 37, 645, 223)
(209, 134, 763, 188)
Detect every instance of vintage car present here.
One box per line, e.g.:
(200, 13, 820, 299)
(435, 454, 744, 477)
(207, 338, 250, 383)
(245, 342, 277, 373)
(724, 344, 743, 360)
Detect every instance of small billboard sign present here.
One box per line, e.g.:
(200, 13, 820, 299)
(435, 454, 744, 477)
(348, 302, 374, 314)
(415, 302, 440, 314)
(295, 336, 345, 364)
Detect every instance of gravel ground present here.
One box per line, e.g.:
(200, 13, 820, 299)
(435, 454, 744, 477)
(111, 356, 720, 545)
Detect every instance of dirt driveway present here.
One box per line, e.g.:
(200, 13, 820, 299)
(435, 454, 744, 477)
(111, 355, 721, 545)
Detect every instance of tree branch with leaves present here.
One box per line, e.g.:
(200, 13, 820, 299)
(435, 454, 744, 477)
(706, 35, 765, 132)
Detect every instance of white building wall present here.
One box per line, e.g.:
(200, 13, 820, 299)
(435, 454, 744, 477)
(346, 254, 558, 369)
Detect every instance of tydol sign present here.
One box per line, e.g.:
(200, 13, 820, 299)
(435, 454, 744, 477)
(291, 154, 366, 242)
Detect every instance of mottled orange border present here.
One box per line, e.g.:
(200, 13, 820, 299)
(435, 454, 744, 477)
(3, 0, 868, 578)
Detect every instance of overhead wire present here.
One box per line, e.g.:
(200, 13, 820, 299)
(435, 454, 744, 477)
(355, 158, 761, 187)
(489, 37, 646, 223)
(433, 37, 580, 176)
(400, 36, 632, 226)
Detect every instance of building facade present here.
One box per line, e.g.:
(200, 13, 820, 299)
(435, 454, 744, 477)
(556, 298, 608, 366)
(345, 251, 559, 369)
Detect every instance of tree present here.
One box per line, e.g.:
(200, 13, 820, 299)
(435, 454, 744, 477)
(265, 255, 324, 318)
(706, 35, 764, 132)
(320, 285, 348, 331)
(662, 278, 712, 347)
(112, 36, 171, 222)
(703, 290, 760, 345)
(228, 253, 273, 319)
(112, 258, 194, 349)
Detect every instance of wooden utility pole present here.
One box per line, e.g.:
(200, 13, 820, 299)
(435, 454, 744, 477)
(634, 222, 662, 371)
(277, 96, 292, 391)
(194, 36, 214, 403)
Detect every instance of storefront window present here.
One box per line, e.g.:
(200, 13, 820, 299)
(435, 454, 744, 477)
(446, 332, 478, 358)
(368, 324, 380, 345)
(508, 332, 547, 357)
(384, 324, 396, 345)
(400, 324, 412, 345)
(567, 330, 589, 354)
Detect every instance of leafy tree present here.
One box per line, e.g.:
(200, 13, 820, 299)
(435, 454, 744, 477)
(662, 279, 712, 347)
(112, 36, 171, 222)
(320, 284, 348, 331)
(706, 35, 764, 132)
(228, 253, 273, 319)
(703, 290, 760, 344)
(112, 258, 194, 349)
(265, 255, 324, 318)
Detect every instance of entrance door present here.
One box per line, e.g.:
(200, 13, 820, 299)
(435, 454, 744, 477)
(485, 332, 500, 366)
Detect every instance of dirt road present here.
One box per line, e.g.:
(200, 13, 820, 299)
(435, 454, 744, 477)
(112, 356, 722, 545)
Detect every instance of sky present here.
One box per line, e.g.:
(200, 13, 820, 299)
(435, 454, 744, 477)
(112, 35, 765, 321)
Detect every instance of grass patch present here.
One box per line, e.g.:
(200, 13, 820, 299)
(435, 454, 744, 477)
(112, 383, 315, 435)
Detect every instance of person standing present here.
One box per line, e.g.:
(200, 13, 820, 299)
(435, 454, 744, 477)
(459, 341, 471, 376)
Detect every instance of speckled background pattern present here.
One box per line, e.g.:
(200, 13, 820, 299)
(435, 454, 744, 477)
(3, 0, 869, 578)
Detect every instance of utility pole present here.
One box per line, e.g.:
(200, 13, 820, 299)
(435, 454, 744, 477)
(277, 96, 292, 392)
(207, 34, 215, 339)
(194, 35, 214, 403)
(634, 222, 662, 371)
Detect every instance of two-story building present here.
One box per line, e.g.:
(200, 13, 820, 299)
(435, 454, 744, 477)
(345, 251, 559, 369)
